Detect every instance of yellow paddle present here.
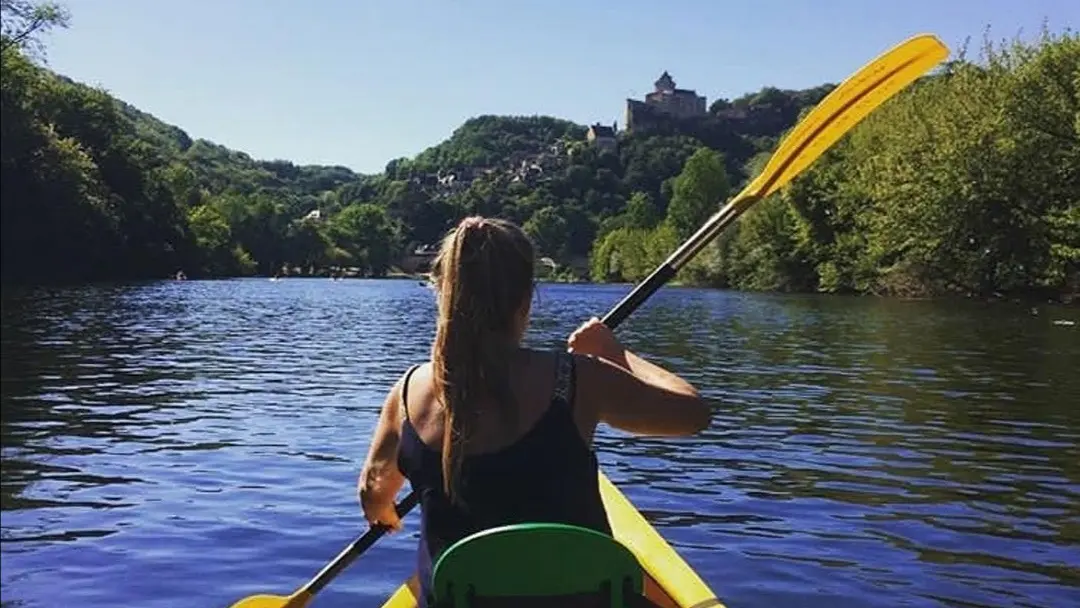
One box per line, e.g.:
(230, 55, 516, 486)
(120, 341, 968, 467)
(228, 32, 948, 608)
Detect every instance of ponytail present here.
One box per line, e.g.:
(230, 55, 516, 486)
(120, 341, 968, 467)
(430, 217, 535, 503)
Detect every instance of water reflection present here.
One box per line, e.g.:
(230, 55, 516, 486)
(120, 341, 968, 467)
(2, 280, 1078, 608)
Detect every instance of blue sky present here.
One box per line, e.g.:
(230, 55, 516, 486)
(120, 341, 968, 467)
(39, 0, 1077, 175)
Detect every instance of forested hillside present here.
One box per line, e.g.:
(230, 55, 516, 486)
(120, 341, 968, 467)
(628, 32, 1079, 300)
(2, 1, 1076, 301)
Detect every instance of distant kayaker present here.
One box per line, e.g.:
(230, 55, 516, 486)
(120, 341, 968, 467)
(358, 216, 710, 604)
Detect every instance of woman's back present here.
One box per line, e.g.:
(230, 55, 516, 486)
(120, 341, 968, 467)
(397, 349, 610, 600)
(400, 349, 595, 455)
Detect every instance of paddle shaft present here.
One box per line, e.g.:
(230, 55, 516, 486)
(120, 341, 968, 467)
(298, 491, 420, 596)
(601, 194, 758, 329)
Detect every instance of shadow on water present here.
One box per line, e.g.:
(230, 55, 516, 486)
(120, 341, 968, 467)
(2, 280, 1079, 608)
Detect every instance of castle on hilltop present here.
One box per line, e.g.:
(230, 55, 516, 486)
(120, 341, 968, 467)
(624, 71, 707, 132)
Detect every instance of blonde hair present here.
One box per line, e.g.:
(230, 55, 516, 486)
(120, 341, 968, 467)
(430, 216, 535, 502)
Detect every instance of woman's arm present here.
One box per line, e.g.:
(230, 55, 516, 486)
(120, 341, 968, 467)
(568, 318, 710, 436)
(358, 374, 408, 531)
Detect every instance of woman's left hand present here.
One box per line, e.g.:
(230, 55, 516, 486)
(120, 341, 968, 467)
(362, 497, 404, 532)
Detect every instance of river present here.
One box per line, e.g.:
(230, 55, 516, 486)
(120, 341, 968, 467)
(1, 278, 1078, 608)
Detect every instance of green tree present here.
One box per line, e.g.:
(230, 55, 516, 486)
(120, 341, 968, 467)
(285, 218, 332, 271)
(329, 203, 396, 276)
(0, 0, 70, 58)
(187, 204, 251, 276)
(523, 206, 569, 259)
(625, 191, 661, 229)
(665, 147, 730, 241)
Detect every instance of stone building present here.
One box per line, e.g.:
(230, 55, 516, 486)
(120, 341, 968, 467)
(586, 122, 618, 152)
(625, 71, 707, 132)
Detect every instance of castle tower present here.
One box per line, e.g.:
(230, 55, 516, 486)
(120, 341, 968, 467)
(626, 70, 707, 133)
(654, 71, 676, 93)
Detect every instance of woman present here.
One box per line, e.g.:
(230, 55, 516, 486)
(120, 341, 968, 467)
(359, 216, 710, 603)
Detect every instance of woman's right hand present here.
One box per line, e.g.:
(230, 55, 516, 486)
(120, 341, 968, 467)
(567, 317, 626, 363)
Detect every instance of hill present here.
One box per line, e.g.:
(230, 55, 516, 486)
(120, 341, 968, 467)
(360, 84, 836, 264)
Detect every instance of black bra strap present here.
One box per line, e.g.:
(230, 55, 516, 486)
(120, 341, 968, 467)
(401, 364, 422, 422)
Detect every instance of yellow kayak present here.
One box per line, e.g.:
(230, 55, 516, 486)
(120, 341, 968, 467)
(379, 472, 724, 608)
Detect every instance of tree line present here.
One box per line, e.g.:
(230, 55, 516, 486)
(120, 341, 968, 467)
(2, 2, 1076, 301)
(592, 30, 1078, 301)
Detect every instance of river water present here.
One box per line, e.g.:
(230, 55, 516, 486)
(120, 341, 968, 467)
(1, 279, 1078, 608)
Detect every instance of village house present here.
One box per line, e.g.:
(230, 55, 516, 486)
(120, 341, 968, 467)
(586, 123, 618, 152)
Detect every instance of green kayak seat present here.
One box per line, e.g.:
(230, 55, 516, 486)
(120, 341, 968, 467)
(430, 522, 664, 607)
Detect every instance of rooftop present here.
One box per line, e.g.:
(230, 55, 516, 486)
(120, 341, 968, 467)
(589, 124, 616, 138)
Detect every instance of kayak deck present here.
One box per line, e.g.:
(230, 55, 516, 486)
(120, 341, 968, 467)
(379, 472, 723, 608)
(381, 571, 681, 607)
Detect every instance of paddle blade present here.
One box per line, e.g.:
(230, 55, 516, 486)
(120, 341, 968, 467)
(739, 33, 949, 206)
(229, 592, 310, 608)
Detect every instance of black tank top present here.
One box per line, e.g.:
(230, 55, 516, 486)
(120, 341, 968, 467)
(396, 351, 612, 605)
